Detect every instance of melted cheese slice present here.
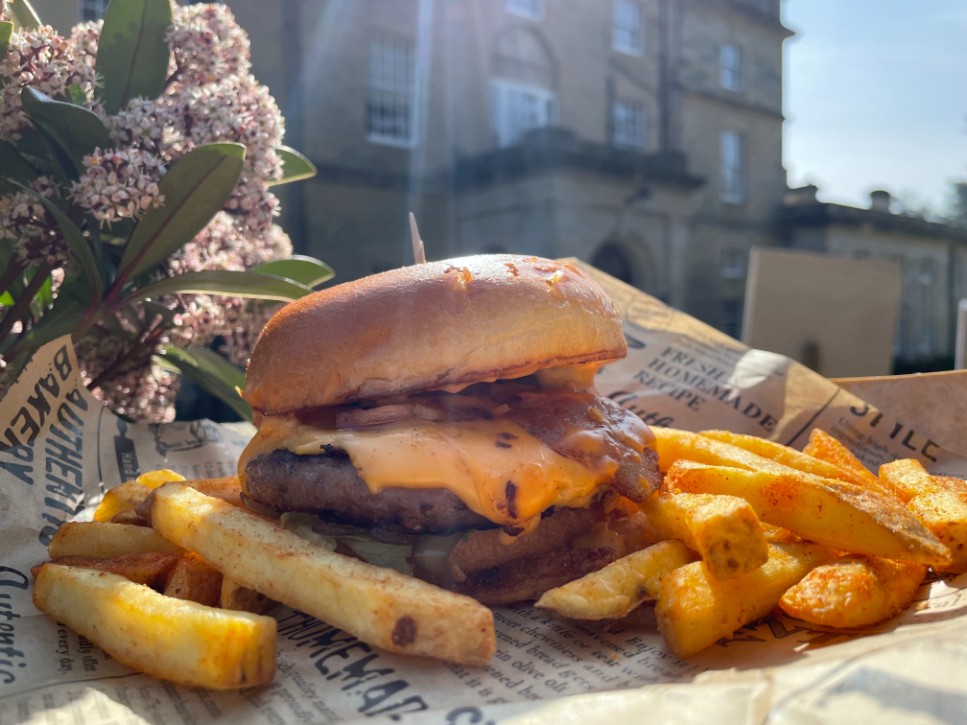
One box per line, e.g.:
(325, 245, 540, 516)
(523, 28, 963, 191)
(239, 416, 604, 533)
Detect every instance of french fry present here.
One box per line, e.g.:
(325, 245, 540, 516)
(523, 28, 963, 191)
(701, 429, 868, 485)
(535, 540, 691, 620)
(652, 427, 806, 475)
(94, 469, 186, 523)
(48, 521, 178, 559)
(33, 564, 276, 689)
(802, 428, 886, 493)
(221, 576, 273, 614)
(879, 459, 967, 572)
(879, 458, 967, 501)
(779, 555, 927, 628)
(639, 492, 768, 579)
(39, 551, 181, 588)
(905, 490, 967, 573)
(150, 483, 496, 666)
(656, 542, 834, 658)
(164, 552, 224, 607)
(666, 460, 951, 566)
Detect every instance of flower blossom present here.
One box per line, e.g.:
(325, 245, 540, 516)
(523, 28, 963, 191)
(0, 176, 68, 266)
(70, 148, 167, 226)
(0, 24, 93, 141)
(167, 3, 252, 86)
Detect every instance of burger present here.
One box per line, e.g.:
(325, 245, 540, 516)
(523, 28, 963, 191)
(238, 254, 661, 604)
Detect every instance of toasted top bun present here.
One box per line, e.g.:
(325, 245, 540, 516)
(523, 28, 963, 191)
(244, 254, 627, 415)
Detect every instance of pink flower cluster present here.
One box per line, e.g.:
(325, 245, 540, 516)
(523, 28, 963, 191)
(0, 4, 300, 422)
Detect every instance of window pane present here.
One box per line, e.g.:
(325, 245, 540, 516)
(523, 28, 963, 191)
(367, 37, 416, 146)
(612, 1, 643, 56)
(719, 44, 742, 91)
(613, 100, 645, 149)
(720, 131, 744, 203)
(506, 0, 544, 20)
(492, 80, 556, 147)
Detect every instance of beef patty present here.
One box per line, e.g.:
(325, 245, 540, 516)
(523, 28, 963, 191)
(245, 447, 491, 534)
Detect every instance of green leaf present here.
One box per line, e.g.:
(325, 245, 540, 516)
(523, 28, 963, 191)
(122, 269, 311, 305)
(16, 277, 92, 352)
(65, 84, 88, 106)
(8, 0, 40, 29)
(157, 346, 252, 421)
(20, 87, 111, 172)
(17, 183, 104, 297)
(252, 256, 334, 288)
(268, 146, 317, 187)
(0, 140, 38, 193)
(0, 21, 13, 54)
(96, 0, 173, 115)
(117, 143, 245, 282)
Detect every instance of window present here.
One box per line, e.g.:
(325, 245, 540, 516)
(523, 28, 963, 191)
(720, 131, 744, 204)
(505, 0, 544, 20)
(612, 100, 646, 150)
(721, 248, 746, 279)
(719, 44, 742, 91)
(612, 1, 643, 56)
(80, 0, 109, 21)
(722, 299, 743, 340)
(366, 37, 416, 147)
(491, 79, 557, 147)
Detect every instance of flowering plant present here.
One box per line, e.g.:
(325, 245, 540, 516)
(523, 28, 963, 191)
(0, 0, 330, 422)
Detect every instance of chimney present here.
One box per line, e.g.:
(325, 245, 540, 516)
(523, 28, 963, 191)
(784, 184, 818, 206)
(869, 189, 893, 213)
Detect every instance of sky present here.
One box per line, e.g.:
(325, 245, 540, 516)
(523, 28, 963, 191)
(782, 0, 967, 216)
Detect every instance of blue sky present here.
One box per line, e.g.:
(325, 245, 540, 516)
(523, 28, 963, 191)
(782, 0, 967, 215)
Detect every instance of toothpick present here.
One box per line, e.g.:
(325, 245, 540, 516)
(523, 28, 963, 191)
(409, 212, 426, 264)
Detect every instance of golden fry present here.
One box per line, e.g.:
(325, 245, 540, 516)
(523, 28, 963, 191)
(652, 427, 794, 474)
(33, 564, 276, 689)
(150, 483, 495, 666)
(779, 555, 926, 628)
(535, 540, 691, 620)
(879, 458, 967, 501)
(656, 542, 834, 658)
(39, 551, 180, 588)
(666, 460, 950, 566)
(640, 492, 768, 579)
(94, 469, 186, 523)
(701, 429, 865, 485)
(906, 490, 967, 573)
(802, 429, 886, 493)
(48, 521, 178, 559)
(221, 576, 273, 614)
(164, 552, 223, 607)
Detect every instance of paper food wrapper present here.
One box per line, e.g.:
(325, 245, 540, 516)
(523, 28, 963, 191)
(2, 264, 966, 725)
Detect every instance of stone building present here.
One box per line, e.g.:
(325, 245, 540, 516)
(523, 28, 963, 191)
(779, 187, 967, 371)
(32, 0, 967, 370)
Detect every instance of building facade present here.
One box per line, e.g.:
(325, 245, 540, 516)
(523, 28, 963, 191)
(228, 0, 789, 339)
(31, 0, 967, 371)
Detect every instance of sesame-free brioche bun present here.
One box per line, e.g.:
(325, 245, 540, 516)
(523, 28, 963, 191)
(244, 254, 627, 415)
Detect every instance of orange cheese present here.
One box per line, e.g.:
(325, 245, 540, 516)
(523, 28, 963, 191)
(238, 416, 604, 533)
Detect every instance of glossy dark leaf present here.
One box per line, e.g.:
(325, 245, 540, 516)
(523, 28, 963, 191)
(17, 277, 93, 352)
(20, 87, 111, 171)
(96, 0, 173, 114)
(0, 140, 38, 193)
(116, 143, 245, 282)
(18, 183, 104, 297)
(158, 346, 252, 421)
(252, 256, 334, 288)
(123, 269, 311, 305)
(8, 0, 40, 29)
(268, 146, 317, 186)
